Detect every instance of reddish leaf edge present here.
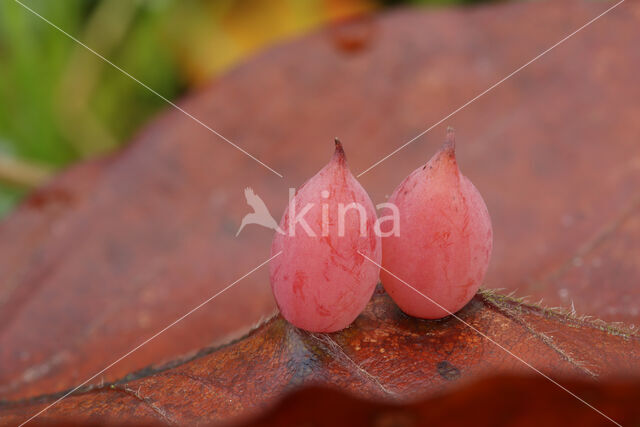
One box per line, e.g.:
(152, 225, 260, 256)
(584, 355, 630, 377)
(0, 309, 279, 409)
(238, 375, 640, 427)
(0, 286, 637, 410)
(18, 375, 640, 427)
(479, 288, 639, 340)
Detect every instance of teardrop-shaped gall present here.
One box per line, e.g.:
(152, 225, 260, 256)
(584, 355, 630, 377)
(270, 140, 381, 332)
(381, 128, 493, 319)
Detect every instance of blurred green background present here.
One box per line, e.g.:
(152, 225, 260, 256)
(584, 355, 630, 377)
(0, 0, 494, 217)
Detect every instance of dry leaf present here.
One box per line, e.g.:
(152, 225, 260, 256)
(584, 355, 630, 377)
(240, 376, 640, 427)
(0, 0, 639, 422)
(1, 289, 638, 424)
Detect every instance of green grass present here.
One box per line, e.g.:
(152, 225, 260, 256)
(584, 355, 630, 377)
(0, 0, 181, 216)
(0, 0, 491, 218)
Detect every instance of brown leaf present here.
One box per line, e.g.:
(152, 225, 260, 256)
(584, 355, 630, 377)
(240, 376, 640, 427)
(1, 0, 639, 412)
(1, 289, 638, 425)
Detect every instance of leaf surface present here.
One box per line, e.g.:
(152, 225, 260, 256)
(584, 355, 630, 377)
(0, 0, 639, 414)
(1, 289, 639, 425)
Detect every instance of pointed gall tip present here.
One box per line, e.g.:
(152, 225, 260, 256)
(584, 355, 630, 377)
(443, 126, 456, 154)
(334, 137, 346, 161)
